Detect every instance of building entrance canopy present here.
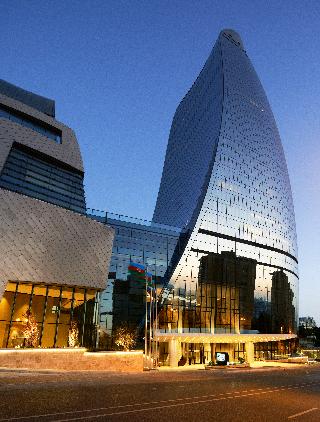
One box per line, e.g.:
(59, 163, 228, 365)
(155, 331, 296, 344)
(155, 331, 297, 366)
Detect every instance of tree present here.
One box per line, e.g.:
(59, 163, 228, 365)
(313, 326, 320, 347)
(299, 316, 320, 348)
(68, 321, 79, 347)
(22, 310, 39, 348)
(114, 325, 136, 351)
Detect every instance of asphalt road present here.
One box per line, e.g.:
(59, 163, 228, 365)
(0, 365, 319, 421)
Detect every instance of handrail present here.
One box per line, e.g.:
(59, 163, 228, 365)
(86, 208, 183, 233)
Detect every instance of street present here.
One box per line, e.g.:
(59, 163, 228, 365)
(0, 365, 319, 421)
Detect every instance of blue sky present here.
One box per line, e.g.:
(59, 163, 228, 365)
(1, 0, 320, 323)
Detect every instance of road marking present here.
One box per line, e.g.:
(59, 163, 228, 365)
(52, 390, 294, 421)
(288, 408, 318, 419)
(53, 386, 320, 421)
(54, 394, 267, 421)
(0, 382, 319, 422)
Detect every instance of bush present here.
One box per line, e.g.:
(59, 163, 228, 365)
(114, 325, 136, 351)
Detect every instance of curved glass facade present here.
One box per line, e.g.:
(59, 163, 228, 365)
(153, 29, 298, 339)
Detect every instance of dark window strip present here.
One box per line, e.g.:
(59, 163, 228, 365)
(8, 151, 83, 181)
(1, 170, 84, 199)
(13, 142, 84, 177)
(0, 144, 86, 213)
(0, 183, 85, 213)
(198, 228, 298, 264)
(190, 247, 298, 279)
(7, 157, 83, 185)
(0, 105, 61, 143)
(24, 171, 84, 194)
(0, 175, 85, 205)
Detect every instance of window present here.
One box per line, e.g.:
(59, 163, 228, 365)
(0, 282, 98, 348)
(0, 144, 86, 213)
(0, 105, 61, 143)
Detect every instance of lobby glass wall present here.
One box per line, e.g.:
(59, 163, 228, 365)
(87, 209, 181, 344)
(158, 340, 296, 366)
(0, 281, 99, 348)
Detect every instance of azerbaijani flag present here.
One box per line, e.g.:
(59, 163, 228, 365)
(146, 272, 153, 288)
(128, 263, 154, 287)
(128, 262, 145, 274)
(128, 262, 146, 282)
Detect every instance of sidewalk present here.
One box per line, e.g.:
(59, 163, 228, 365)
(157, 361, 315, 371)
(250, 361, 311, 369)
(158, 364, 206, 371)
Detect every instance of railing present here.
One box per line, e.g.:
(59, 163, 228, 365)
(87, 208, 183, 233)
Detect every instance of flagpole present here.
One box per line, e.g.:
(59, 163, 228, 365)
(144, 272, 148, 364)
(155, 285, 158, 368)
(149, 273, 152, 365)
(151, 281, 155, 367)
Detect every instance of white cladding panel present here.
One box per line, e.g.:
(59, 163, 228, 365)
(0, 189, 114, 296)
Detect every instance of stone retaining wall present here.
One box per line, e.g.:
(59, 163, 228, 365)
(0, 349, 144, 372)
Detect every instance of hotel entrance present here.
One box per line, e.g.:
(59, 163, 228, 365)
(156, 332, 297, 367)
(179, 342, 243, 365)
(181, 343, 210, 365)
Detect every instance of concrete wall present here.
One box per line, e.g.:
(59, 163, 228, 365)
(0, 349, 144, 372)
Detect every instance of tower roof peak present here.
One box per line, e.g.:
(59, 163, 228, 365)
(220, 29, 244, 49)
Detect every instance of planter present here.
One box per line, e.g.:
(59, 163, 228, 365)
(0, 348, 144, 372)
(205, 364, 250, 370)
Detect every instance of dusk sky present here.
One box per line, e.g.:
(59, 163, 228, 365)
(1, 0, 319, 323)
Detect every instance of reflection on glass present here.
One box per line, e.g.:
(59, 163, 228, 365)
(159, 249, 296, 336)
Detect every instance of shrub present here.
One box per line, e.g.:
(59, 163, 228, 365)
(114, 325, 136, 351)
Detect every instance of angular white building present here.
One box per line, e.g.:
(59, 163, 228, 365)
(0, 80, 114, 348)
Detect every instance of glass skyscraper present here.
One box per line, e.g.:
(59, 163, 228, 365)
(152, 29, 298, 365)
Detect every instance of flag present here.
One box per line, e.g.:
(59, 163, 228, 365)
(128, 262, 145, 274)
(146, 272, 154, 289)
(127, 263, 154, 288)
